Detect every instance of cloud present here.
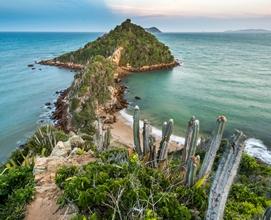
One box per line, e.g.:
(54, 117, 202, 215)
(105, 0, 271, 17)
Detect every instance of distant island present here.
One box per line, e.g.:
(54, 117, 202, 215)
(145, 27, 162, 33)
(225, 29, 270, 33)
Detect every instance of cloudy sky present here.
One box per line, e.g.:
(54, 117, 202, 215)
(0, 0, 270, 32)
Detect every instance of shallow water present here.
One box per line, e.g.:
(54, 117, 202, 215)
(124, 33, 271, 164)
(0, 32, 101, 162)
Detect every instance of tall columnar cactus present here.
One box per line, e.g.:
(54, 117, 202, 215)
(185, 155, 200, 187)
(205, 130, 246, 220)
(148, 135, 157, 168)
(162, 121, 168, 138)
(263, 206, 271, 220)
(133, 105, 142, 156)
(143, 120, 151, 155)
(197, 116, 227, 181)
(94, 119, 111, 151)
(182, 116, 200, 166)
(94, 118, 103, 151)
(103, 127, 111, 150)
(158, 119, 174, 162)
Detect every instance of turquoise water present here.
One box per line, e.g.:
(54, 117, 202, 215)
(0, 32, 101, 162)
(124, 33, 271, 164)
(1, 32, 271, 164)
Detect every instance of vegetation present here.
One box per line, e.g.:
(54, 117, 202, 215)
(53, 107, 271, 220)
(56, 148, 194, 219)
(0, 125, 68, 220)
(69, 56, 116, 137)
(225, 154, 271, 219)
(55, 147, 271, 220)
(0, 166, 34, 220)
(56, 19, 174, 68)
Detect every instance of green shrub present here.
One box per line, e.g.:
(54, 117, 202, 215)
(25, 125, 69, 156)
(56, 149, 192, 219)
(0, 166, 34, 220)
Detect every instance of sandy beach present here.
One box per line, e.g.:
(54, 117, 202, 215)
(111, 112, 184, 153)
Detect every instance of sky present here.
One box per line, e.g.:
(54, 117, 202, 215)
(0, 0, 271, 32)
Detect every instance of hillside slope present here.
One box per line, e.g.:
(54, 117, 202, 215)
(47, 19, 177, 70)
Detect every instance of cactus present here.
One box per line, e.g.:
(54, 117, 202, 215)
(94, 118, 111, 151)
(148, 135, 157, 168)
(143, 120, 151, 155)
(94, 118, 104, 151)
(263, 206, 271, 220)
(162, 121, 167, 138)
(133, 106, 142, 156)
(181, 116, 200, 166)
(103, 127, 111, 150)
(197, 116, 227, 181)
(158, 119, 174, 162)
(205, 130, 246, 220)
(185, 155, 200, 187)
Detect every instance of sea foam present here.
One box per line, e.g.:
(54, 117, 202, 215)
(120, 109, 271, 165)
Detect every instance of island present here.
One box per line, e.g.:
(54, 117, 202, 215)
(145, 26, 162, 33)
(225, 29, 271, 33)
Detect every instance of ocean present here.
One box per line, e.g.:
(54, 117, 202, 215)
(0, 32, 270, 164)
(0, 32, 101, 162)
(123, 32, 271, 164)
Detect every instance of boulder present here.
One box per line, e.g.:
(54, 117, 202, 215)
(50, 141, 70, 157)
(68, 135, 85, 148)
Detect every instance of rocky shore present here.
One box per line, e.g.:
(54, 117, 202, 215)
(121, 60, 180, 72)
(42, 59, 179, 133)
(38, 60, 84, 70)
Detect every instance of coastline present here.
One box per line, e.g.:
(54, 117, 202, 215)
(40, 58, 181, 151)
(44, 61, 271, 166)
(111, 110, 184, 153)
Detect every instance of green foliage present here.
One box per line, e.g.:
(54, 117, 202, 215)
(0, 166, 34, 220)
(100, 148, 129, 165)
(55, 166, 79, 189)
(56, 19, 174, 68)
(25, 125, 69, 157)
(56, 148, 192, 219)
(69, 56, 116, 135)
(224, 154, 271, 220)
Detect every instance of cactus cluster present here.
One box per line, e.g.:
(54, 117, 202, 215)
(131, 106, 249, 220)
(132, 106, 174, 168)
(94, 118, 111, 152)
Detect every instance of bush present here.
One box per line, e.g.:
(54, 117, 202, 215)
(0, 166, 34, 220)
(56, 148, 192, 219)
(224, 154, 271, 219)
(25, 125, 69, 157)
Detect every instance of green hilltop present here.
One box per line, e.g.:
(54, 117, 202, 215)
(55, 19, 175, 68)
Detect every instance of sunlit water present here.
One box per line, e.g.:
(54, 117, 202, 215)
(123, 33, 271, 164)
(0, 32, 101, 162)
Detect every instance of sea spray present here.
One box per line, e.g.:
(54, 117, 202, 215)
(245, 138, 271, 165)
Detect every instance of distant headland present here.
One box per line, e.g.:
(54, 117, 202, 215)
(145, 27, 162, 33)
(225, 29, 270, 33)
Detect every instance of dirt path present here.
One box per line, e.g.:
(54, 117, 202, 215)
(25, 154, 94, 220)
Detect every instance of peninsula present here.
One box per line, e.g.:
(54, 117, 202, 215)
(1, 19, 270, 220)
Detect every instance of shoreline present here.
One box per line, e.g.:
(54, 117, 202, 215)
(39, 60, 271, 166)
(111, 111, 184, 153)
